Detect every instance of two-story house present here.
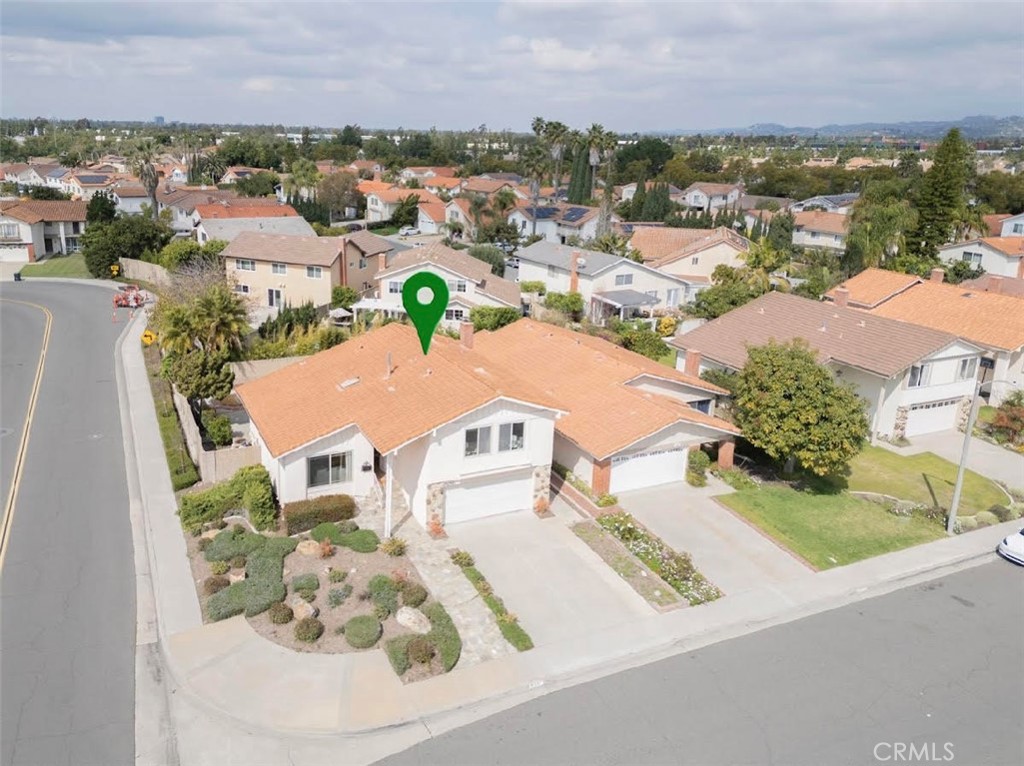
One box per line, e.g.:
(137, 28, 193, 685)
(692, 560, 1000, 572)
(362, 242, 521, 327)
(112, 185, 151, 216)
(507, 203, 605, 244)
(995, 212, 1024, 237)
(672, 291, 984, 441)
(792, 210, 849, 252)
(628, 226, 750, 283)
(0, 200, 88, 263)
(65, 172, 115, 200)
(220, 167, 262, 184)
(680, 182, 743, 212)
(365, 188, 441, 223)
(938, 237, 1024, 279)
(516, 240, 699, 320)
(221, 232, 345, 309)
(790, 192, 860, 214)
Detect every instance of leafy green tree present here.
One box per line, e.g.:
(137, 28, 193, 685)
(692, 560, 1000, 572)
(331, 285, 360, 309)
(688, 265, 765, 320)
(390, 194, 421, 228)
(615, 136, 673, 178)
(467, 244, 505, 276)
(235, 171, 280, 197)
(640, 182, 672, 221)
(766, 211, 795, 255)
(943, 260, 984, 285)
(906, 128, 974, 258)
(584, 232, 631, 259)
(28, 186, 71, 200)
(974, 170, 1024, 214)
(843, 181, 918, 273)
(164, 350, 235, 409)
(469, 306, 521, 331)
(544, 291, 584, 319)
(132, 140, 160, 220)
(566, 143, 592, 205)
(629, 168, 648, 222)
(734, 340, 869, 476)
(86, 191, 117, 224)
(285, 158, 321, 198)
(317, 171, 360, 221)
(159, 239, 203, 270)
(82, 215, 173, 277)
(618, 325, 669, 360)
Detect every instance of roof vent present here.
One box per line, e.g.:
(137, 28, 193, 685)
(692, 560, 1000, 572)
(337, 377, 360, 390)
(757, 307, 765, 314)
(961, 292, 975, 298)
(819, 321, 828, 332)
(858, 320, 866, 328)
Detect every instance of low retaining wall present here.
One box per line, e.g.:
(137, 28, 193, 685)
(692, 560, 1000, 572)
(120, 258, 171, 287)
(172, 390, 260, 484)
(551, 474, 622, 518)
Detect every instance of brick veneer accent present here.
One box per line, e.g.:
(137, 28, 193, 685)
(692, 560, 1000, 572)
(591, 458, 611, 496)
(718, 439, 735, 469)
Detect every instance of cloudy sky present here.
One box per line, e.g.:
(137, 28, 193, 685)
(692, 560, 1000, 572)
(1, 1, 1021, 131)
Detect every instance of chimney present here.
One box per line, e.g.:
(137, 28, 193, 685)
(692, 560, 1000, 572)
(569, 249, 581, 293)
(833, 287, 849, 308)
(930, 267, 945, 284)
(459, 321, 474, 349)
(683, 349, 701, 377)
(377, 252, 387, 272)
(988, 275, 1002, 294)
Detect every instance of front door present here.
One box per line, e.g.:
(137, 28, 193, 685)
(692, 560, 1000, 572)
(267, 288, 282, 307)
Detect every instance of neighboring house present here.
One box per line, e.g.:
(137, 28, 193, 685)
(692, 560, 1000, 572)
(356, 179, 395, 198)
(792, 210, 849, 252)
(157, 163, 189, 184)
(363, 242, 521, 327)
(507, 203, 604, 244)
(420, 176, 464, 195)
(65, 172, 115, 200)
(619, 181, 684, 204)
(45, 167, 72, 191)
(628, 226, 750, 281)
(220, 167, 262, 184)
(400, 166, 457, 182)
(825, 267, 1024, 406)
(112, 185, 151, 215)
(342, 230, 396, 294)
(365, 187, 440, 223)
(0, 200, 88, 262)
(938, 237, 1024, 279)
(790, 192, 860, 214)
(2, 163, 31, 184)
(995, 212, 1024, 237)
(680, 182, 743, 211)
(460, 178, 516, 196)
(347, 160, 383, 175)
(516, 240, 699, 319)
(671, 291, 984, 441)
(197, 215, 316, 244)
(474, 319, 739, 493)
(236, 322, 564, 529)
(195, 201, 299, 222)
(417, 201, 447, 235)
(479, 172, 524, 185)
(734, 194, 794, 213)
(444, 198, 475, 237)
(221, 232, 344, 308)
(960, 274, 1024, 299)
(18, 164, 59, 187)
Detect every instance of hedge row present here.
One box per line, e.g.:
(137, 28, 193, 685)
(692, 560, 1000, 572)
(179, 465, 277, 533)
(283, 494, 357, 535)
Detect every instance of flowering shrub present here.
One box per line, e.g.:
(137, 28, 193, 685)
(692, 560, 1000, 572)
(597, 512, 722, 605)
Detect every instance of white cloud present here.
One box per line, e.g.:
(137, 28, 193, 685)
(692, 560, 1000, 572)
(241, 77, 290, 93)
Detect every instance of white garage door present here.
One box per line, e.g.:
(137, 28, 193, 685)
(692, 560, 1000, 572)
(610, 447, 688, 494)
(905, 398, 960, 437)
(445, 470, 533, 524)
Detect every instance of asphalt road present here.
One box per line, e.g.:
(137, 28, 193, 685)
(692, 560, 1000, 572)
(1, 282, 136, 766)
(381, 561, 1024, 766)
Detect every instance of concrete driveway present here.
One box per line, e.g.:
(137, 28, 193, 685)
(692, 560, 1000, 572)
(889, 432, 1024, 491)
(444, 510, 651, 648)
(617, 483, 813, 596)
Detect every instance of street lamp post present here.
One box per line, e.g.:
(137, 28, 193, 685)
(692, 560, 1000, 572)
(946, 359, 1001, 534)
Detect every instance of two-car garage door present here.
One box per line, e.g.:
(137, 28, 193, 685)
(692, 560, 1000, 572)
(445, 469, 533, 524)
(905, 398, 960, 438)
(610, 447, 688, 494)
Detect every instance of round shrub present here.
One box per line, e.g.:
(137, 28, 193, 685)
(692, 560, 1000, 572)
(230, 555, 247, 569)
(338, 520, 359, 534)
(450, 549, 474, 568)
(381, 537, 407, 557)
(197, 537, 212, 552)
(407, 636, 435, 665)
(298, 589, 317, 603)
(294, 617, 324, 643)
(203, 575, 230, 595)
(328, 568, 347, 583)
(975, 510, 999, 527)
(958, 515, 979, 532)
(990, 504, 1014, 523)
(373, 603, 391, 620)
(291, 573, 320, 592)
(401, 582, 428, 608)
(209, 561, 230, 576)
(268, 602, 293, 624)
(344, 615, 383, 648)
(344, 529, 380, 553)
(689, 449, 711, 473)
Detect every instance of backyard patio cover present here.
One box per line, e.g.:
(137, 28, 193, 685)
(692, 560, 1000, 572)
(592, 289, 659, 309)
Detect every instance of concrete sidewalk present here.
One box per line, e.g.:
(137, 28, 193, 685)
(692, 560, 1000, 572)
(119, 308, 1023, 746)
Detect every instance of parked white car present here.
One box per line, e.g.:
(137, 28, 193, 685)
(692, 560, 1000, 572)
(997, 527, 1024, 565)
(398, 226, 420, 236)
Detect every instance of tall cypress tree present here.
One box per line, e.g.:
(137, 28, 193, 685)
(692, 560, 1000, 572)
(641, 182, 671, 221)
(906, 128, 973, 259)
(630, 170, 648, 221)
(566, 148, 588, 205)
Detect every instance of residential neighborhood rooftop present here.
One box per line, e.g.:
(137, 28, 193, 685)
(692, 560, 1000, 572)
(221, 232, 343, 267)
(195, 202, 299, 219)
(825, 268, 924, 308)
(199, 216, 316, 241)
(377, 242, 520, 307)
(793, 210, 850, 235)
(0, 199, 88, 223)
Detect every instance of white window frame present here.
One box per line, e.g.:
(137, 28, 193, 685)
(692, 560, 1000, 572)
(961, 251, 983, 266)
(272, 262, 287, 275)
(464, 426, 492, 457)
(666, 288, 681, 306)
(235, 259, 256, 271)
(1012, 223, 1023, 234)
(691, 256, 699, 265)
(306, 265, 323, 279)
(447, 279, 467, 293)
(498, 421, 525, 452)
(908, 363, 931, 388)
(444, 308, 464, 321)
(66, 237, 81, 252)
(307, 451, 352, 488)
(957, 357, 978, 381)
(388, 280, 404, 294)
(614, 273, 633, 286)
(0, 223, 20, 238)
(234, 284, 250, 294)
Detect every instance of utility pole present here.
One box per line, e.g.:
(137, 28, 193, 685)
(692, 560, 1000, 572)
(947, 358, 997, 534)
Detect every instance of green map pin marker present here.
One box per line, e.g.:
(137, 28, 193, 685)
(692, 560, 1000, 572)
(402, 272, 449, 355)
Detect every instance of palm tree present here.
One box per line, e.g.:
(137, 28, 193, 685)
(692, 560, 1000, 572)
(586, 124, 606, 201)
(193, 284, 248, 354)
(520, 145, 549, 237)
(596, 129, 618, 236)
(531, 116, 547, 140)
(133, 140, 160, 220)
(491, 187, 518, 220)
(286, 158, 321, 200)
(157, 304, 199, 356)
(467, 194, 491, 241)
(544, 121, 569, 195)
(951, 203, 987, 242)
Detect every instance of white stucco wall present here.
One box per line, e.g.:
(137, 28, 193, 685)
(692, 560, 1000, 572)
(271, 425, 377, 505)
(590, 261, 690, 312)
(654, 242, 747, 280)
(939, 242, 1022, 278)
(553, 434, 595, 483)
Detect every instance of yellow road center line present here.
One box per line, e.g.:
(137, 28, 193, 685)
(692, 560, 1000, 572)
(0, 298, 53, 572)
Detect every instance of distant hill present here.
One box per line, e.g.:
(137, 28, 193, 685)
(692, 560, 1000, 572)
(675, 115, 1024, 140)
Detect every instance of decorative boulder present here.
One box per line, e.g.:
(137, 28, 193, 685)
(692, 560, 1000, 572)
(287, 595, 319, 620)
(395, 606, 431, 635)
(296, 539, 321, 557)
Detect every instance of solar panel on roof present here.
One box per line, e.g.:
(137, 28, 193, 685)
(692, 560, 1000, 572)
(562, 207, 588, 222)
(77, 175, 109, 184)
(534, 207, 559, 219)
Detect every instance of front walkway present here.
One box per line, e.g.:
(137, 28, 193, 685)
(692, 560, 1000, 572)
(617, 479, 814, 595)
(880, 431, 1024, 491)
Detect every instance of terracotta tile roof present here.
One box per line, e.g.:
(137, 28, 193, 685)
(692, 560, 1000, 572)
(629, 227, 721, 261)
(977, 236, 1024, 257)
(683, 182, 742, 196)
(418, 201, 447, 223)
(421, 176, 463, 190)
(195, 203, 298, 219)
(372, 187, 441, 205)
(461, 178, 513, 195)
(349, 160, 380, 171)
(0, 200, 88, 223)
(377, 242, 520, 307)
(672, 291, 965, 377)
(474, 319, 735, 460)
(221, 232, 343, 267)
(867, 281, 1024, 351)
(345, 230, 393, 257)
(982, 214, 1011, 237)
(794, 210, 849, 236)
(651, 228, 751, 266)
(237, 323, 563, 457)
(113, 185, 149, 198)
(356, 180, 395, 196)
(960, 274, 1024, 299)
(825, 268, 922, 309)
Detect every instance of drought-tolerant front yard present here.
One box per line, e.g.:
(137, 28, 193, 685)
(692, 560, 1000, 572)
(19, 253, 90, 278)
(719, 486, 945, 570)
(846, 446, 1006, 515)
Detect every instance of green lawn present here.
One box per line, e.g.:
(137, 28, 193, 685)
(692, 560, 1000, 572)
(719, 486, 944, 570)
(846, 446, 1005, 515)
(19, 253, 90, 279)
(977, 405, 996, 425)
(657, 348, 677, 368)
(142, 342, 199, 491)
